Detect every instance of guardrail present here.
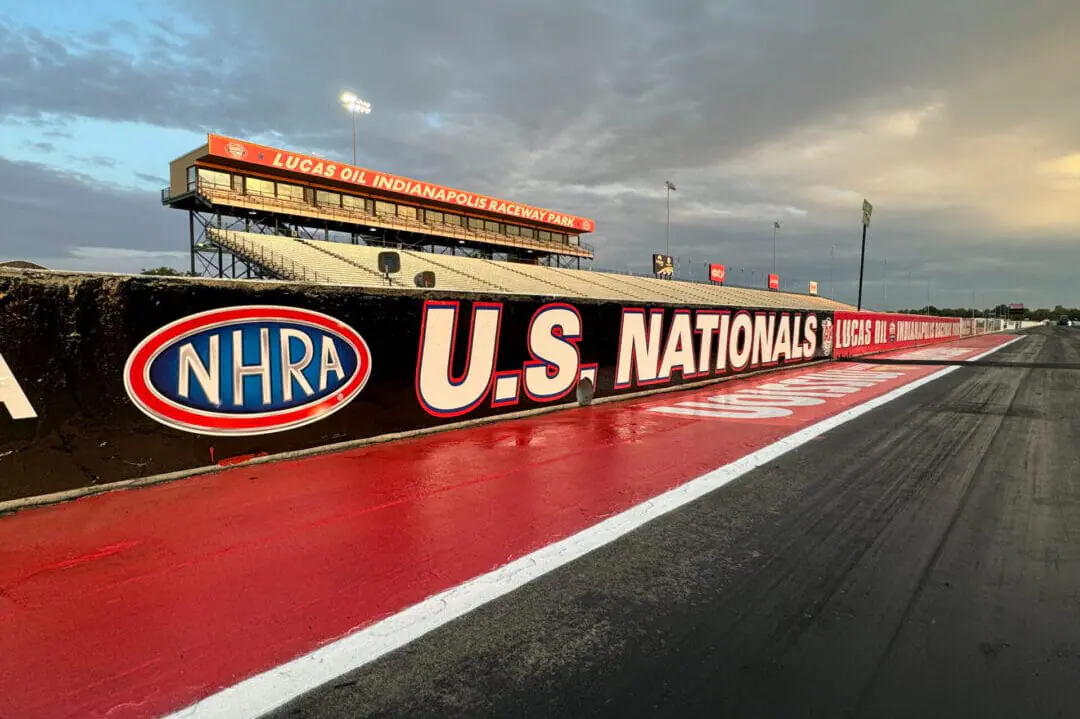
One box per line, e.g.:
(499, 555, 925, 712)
(207, 229, 321, 284)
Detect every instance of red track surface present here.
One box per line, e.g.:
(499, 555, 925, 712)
(0, 335, 1013, 718)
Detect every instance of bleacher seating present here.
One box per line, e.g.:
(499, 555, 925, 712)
(206, 229, 856, 311)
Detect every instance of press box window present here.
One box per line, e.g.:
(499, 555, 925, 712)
(316, 190, 341, 207)
(397, 205, 417, 220)
(247, 177, 274, 197)
(278, 183, 303, 201)
(197, 168, 230, 189)
(484, 220, 500, 233)
(425, 210, 444, 224)
(375, 201, 396, 216)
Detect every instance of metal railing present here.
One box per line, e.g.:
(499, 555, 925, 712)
(208, 229, 321, 284)
(194, 179, 594, 259)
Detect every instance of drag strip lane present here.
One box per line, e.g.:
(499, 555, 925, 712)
(272, 330, 1080, 719)
(0, 335, 1018, 719)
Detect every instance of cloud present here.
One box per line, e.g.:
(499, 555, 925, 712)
(0, 0, 1078, 306)
(0, 157, 185, 267)
(134, 171, 168, 185)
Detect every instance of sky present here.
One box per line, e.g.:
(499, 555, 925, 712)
(1, 0, 1078, 309)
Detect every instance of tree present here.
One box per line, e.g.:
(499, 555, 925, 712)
(141, 266, 191, 277)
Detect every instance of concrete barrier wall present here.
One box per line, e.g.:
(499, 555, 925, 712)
(1, 271, 834, 502)
(0, 272, 1008, 502)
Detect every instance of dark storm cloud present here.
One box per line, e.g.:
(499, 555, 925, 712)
(0, 0, 1077, 304)
(0, 158, 184, 261)
(5, 0, 1075, 178)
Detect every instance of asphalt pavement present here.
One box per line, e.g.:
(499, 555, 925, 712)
(271, 327, 1080, 719)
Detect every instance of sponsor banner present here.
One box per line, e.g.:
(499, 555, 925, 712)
(206, 134, 595, 233)
(709, 263, 726, 284)
(653, 254, 674, 277)
(809, 281, 818, 296)
(0, 271, 827, 502)
(768, 273, 780, 290)
(831, 311, 962, 358)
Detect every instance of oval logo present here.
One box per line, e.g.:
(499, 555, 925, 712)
(225, 141, 248, 159)
(124, 306, 371, 436)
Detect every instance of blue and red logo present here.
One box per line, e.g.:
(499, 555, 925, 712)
(124, 306, 371, 436)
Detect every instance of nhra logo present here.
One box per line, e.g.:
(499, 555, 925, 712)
(225, 142, 248, 159)
(888, 321, 897, 343)
(124, 306, 371, 436)
(820, 318, 834, 357)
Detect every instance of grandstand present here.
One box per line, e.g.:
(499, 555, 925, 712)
(162, 133, 853, 312)
(163, 134, 595, 278)
(209, 228, 853, 311)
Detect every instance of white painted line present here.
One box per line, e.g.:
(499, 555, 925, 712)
(167, 335, 1024, 719)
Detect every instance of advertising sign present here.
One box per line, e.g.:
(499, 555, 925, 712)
(206, 134, 595, 233)
(653, 254, 674, 277)
(831, 311, 962, 358)
(809, 281, 819, 296)
(709, 264, 726, 284)
(768, 273, 780, 290)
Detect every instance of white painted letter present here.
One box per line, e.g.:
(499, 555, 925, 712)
(178, 336, 220, 406)
(280, 329, 315, 402)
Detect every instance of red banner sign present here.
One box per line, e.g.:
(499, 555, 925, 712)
(830, 311, 962, 358)
(206, 134, 595, 233)
(709, 264, 725, 284)
(768, 273, 779, 290)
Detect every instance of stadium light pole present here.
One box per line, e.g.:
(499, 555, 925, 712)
(857, 199, 873, 310)
(772, 221, 781, 275)
(340, 91, 372, 165)
(665, 181, 676, 256)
